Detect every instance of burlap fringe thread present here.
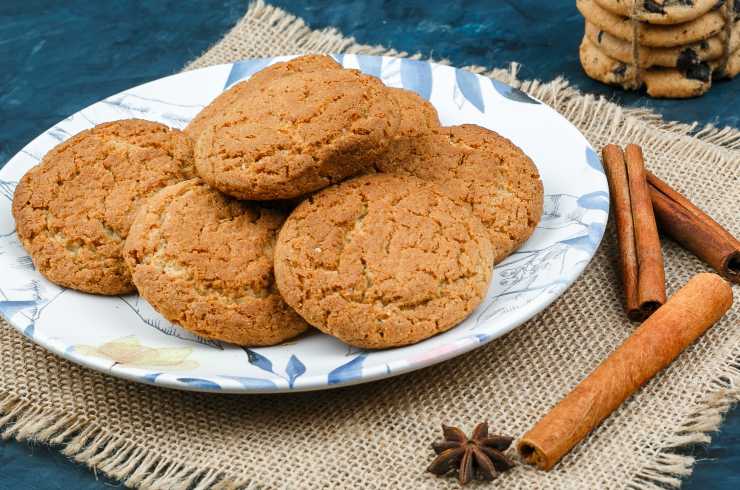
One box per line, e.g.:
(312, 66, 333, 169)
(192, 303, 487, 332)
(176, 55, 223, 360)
(186, 1, 740, 151)
(0, 393, 251, 489)
(1, 1, 739, 488)
(2, 347, 738, 489)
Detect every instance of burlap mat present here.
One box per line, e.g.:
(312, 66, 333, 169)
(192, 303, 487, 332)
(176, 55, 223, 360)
(1, 1, 738, 488)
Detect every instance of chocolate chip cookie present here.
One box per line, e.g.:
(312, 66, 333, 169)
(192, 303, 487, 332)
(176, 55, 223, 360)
(585, 20, 740, 67)
(593, 0, 721, 25)
(578, 0, 726, 47)
(579, 34, 736, 97)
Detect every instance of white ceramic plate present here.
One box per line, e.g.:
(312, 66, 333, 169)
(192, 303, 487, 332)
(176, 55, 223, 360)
(0, 55, 609, 393)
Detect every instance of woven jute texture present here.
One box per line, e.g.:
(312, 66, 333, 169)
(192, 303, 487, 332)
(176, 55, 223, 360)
(1, 1, 739, 488)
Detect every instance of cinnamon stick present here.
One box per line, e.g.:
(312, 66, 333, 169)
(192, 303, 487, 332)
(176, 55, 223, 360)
(602, 145, 639, 316)
(647, 171, 740, 284)
(517, 273, 733, 471)
(624, 145, 666, 316)
(601, 144, 666, 321)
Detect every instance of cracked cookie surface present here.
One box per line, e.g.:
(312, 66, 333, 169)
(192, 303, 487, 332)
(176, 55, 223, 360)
(12, 119, 195, 294)
(274, 174, 494, 349)
(123, 179, 309, 346)
(184, 55, 342, 142)
(194, 58, 401, 200)
(375, 124, 543, 263)
(373, 87, 441, 169)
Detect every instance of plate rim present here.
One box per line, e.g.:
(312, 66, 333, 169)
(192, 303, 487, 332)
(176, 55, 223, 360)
(0, 54, 608, 394)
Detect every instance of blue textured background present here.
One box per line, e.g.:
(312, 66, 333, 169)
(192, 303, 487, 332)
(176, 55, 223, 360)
(0, 1, 737, 488)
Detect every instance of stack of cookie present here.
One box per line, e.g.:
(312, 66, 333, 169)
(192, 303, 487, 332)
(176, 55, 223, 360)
(12, 55, 543, 349)
(577, 0, 739, 97)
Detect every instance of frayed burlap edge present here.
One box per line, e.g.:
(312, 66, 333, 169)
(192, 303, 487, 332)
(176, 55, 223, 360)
(2, 343, 738, 489)
(2, 1, 739, 488)
(0, 392, 248, 489)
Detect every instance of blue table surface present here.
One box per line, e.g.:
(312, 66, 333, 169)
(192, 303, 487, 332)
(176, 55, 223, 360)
(0, 1, 737, 488)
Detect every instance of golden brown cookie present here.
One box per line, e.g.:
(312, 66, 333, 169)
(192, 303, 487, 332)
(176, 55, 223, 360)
(592, 0, 721, 25)
(371, 87, 441, 168)
(389, 87, 441, 134)
(274, 174, 494, 349)
(579, 35, 718, 97)
(184, 55, 342, 142)
(123, 179, 309, 346)
(194, 64, 401, 200)
(375, 124, 543, 263)
(245, 54, 343, 86)
(585, 20, 740, 68)
(12, 119, 195, 295)
(720, 40, 740, 76)
(577, 0, 726, 47)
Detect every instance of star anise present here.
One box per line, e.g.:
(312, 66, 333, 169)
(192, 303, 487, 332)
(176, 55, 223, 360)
(427, 422, 514, 485)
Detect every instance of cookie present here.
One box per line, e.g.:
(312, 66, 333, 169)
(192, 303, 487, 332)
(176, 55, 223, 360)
(579, 35, 714, 96)
(585, 20, 740, 67)
(388, 87, 441, 136)
(373, 87, 441, 169)
(12, 119, 195, 295)
(577, 0, 726, 47)
(245, 54, 343, 86)
(194, 65, 401, 200)
(592, 0, 721, 25)
(274, 174, 494, 349)
(717, 37, 740, 76)
(123, 179, 309, 346)
(375, 124, 543, 264)
(184, 55, 342, 142)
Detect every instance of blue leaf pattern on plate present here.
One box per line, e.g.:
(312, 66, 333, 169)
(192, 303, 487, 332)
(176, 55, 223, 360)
(0, 55, 609, 394)
(119, 296, 223, 349)
(560, 235, 598, 253)
(328, 354, 367, 385)
(461, 333, 491, 344)
(101, 93, 202, 128)
(0, 181, 17, 238)
(47, 126, 71, 142)
(0, 299, 37, 319)
(455, 69, 485, 113)
(356, 55, 382, 77)
(225, 58, 273, 89)
(220, 376, 277, 390)
(0, 180, 17, 201)
(577, 191, 609, 212)
(331, 53, 345, 66)
(400, 59, 433, 100)
(585, 147, 605, 174)
(286, 355, 306, 388)
(176, 377, 221, 390)
(244, 348, 274, 373)
(141, 372, 162, 384)
(587, 222, 606, 246)
(14, 256, 35, 271)
(490, 79, 540, 104)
